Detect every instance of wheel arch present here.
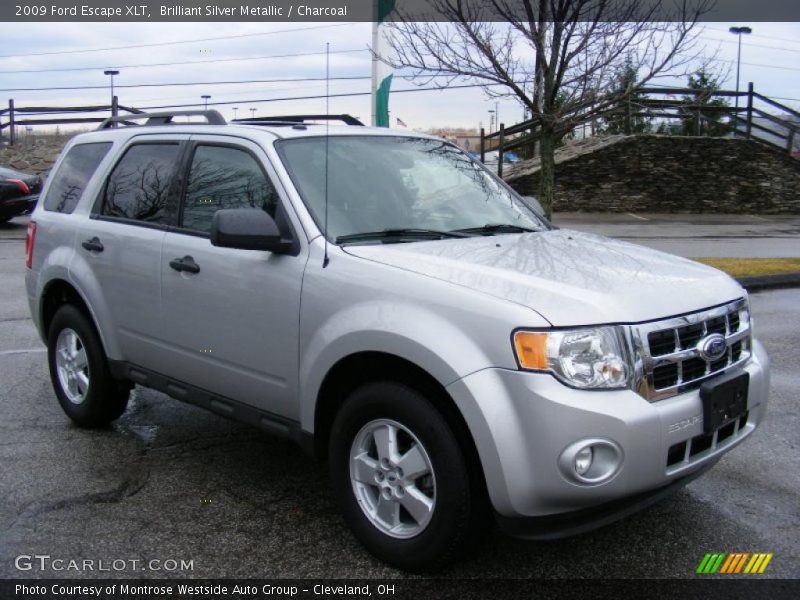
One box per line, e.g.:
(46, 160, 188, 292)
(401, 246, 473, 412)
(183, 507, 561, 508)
(40, 278, 110, 357)
(312, 351, 489, 502)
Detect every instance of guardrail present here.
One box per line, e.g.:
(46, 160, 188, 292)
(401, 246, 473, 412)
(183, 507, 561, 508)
(481, 83, 800, 176)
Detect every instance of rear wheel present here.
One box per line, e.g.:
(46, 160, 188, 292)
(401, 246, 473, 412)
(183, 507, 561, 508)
(329, 381, 488, 572)
(47, 305, 129, 427)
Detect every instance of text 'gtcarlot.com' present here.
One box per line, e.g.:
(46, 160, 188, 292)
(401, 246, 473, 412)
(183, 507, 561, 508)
(14, 554, 194, 572)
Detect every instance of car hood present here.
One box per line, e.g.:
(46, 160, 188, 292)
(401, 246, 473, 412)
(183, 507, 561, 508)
(342, 229, 745, 326)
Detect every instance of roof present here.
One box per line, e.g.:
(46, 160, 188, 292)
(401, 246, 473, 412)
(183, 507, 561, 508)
(70, 123, 442, 146)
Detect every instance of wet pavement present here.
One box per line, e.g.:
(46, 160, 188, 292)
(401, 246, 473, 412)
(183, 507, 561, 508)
(0, 215, 798, 580)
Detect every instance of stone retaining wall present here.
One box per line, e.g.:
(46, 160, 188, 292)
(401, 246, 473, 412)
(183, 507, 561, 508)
(505, 135, 800, 214)
(0, 137, 71, 177)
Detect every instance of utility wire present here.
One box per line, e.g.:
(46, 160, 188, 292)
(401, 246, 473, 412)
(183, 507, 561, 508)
(5, 55, 800, 93)
(0, 23, 361, 59)
(0, 73, 477, 93)
(14, 84, 800, 117)
(698, 35, 800, 55)
(136, 82, 501, 111)
(701, 26, 800, 47)
(0, 48, 369, 75)
(0, 76, 374, 92)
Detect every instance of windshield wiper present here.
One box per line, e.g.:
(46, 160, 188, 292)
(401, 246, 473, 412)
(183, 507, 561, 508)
(336, 228, 472, 245)
(451, 223, 538, 235)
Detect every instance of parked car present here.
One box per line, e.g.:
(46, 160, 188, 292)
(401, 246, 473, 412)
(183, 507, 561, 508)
(1, 166, 42, 223)
(482, 149, 520, 173)
(25, 111, 769, 572)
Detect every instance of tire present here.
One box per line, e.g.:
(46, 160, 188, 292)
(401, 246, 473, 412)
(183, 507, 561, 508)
(329, 381, 488, 572)
(47, 304, 129, 428)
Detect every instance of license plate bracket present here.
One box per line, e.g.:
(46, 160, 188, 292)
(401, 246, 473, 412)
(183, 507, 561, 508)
(700, 371, 749, 433)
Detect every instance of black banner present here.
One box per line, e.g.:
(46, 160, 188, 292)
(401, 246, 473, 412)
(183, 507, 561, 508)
(2, 0, 800, 23)
(2, 579, 800, 600)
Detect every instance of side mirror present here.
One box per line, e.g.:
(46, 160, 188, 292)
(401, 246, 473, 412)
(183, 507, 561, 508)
(210, 208, 292, 253)
(522, 195, 547, 219)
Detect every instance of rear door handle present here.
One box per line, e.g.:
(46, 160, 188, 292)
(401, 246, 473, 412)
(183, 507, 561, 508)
(169, 255, 200, 274)
(81, 237, 104, 252)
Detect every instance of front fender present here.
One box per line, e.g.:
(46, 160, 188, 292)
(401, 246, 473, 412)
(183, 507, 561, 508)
(299, 300, 499, 432)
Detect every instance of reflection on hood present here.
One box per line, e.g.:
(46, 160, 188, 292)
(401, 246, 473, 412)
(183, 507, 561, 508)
(343, 229, 744, 326)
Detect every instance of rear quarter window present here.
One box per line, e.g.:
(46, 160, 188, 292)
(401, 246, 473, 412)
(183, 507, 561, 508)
(43, 142, 112, 213)
(100, 143, 180, 224)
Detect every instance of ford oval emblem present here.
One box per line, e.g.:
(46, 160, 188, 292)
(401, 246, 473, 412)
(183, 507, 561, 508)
(697, 333, 727, 362)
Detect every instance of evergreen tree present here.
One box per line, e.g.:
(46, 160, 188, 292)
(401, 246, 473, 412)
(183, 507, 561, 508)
(599, 61, 652, 134)
(680, 70, 731, 136)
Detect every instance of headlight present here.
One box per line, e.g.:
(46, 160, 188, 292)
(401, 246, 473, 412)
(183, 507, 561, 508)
(513, 327, 631, 389)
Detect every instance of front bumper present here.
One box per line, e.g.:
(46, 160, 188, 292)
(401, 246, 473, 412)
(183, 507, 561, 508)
(446, 339, 769, 522)
(495, 458, 717, 540)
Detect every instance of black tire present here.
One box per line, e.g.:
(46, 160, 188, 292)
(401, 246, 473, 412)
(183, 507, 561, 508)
(47, 304, 129, 428)
(329, 381, 488, 572)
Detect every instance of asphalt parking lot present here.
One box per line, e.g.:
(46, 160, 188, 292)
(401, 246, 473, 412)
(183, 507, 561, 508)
(554, 213, 800, 258)
(0, 214, 798, 580)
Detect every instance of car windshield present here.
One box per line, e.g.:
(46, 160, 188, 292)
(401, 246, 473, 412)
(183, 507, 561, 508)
(276, 135, 548, 244)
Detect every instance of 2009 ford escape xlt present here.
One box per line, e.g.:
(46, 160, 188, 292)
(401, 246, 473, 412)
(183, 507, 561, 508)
(25, 111, 769, 572)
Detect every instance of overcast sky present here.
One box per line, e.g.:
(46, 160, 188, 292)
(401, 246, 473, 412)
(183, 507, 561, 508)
(1, 21, 799, 132)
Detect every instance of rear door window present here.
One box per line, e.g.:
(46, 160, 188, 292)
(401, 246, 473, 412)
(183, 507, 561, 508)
(43, 142, 112, 213)
(101, 143, 181, 225)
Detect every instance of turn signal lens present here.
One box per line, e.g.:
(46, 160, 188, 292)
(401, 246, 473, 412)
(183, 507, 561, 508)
(513, 331, 549, 370)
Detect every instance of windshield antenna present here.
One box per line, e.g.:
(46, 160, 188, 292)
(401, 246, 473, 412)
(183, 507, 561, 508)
(322, 42, 331, 269)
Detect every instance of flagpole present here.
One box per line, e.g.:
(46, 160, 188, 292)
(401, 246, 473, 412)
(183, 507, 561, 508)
(371, 3, 379, 127)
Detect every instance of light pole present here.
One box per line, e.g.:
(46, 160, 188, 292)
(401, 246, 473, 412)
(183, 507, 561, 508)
(232, 107, 238, 121)
(250, 108, 256, 119)
(201, 95, 211, 110)
(103, 70, 120, 126)
(729, 26, 752, 135)
(103, 69, 119, 106)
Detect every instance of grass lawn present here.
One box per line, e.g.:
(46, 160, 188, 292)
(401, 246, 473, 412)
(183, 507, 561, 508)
(692, 258, 800, 278)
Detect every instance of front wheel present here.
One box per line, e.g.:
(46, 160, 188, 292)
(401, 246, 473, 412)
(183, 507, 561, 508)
(329, 381, 488, 572)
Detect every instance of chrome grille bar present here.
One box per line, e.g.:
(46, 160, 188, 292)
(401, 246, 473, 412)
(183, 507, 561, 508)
(631, 299, 752, 401)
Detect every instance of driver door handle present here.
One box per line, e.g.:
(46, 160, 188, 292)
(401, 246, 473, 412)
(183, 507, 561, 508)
(169, 255, 200, 274)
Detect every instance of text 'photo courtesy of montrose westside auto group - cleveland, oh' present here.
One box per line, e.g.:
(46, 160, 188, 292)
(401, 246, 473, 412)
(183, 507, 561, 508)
(0, 0, 799, 599)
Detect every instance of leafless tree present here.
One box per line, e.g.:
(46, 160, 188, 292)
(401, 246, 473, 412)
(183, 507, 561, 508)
(383, 0, 715, 216)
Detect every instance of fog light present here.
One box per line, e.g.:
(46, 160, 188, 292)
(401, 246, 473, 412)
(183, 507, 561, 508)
(575, 447, 593, 475)
(558, 438, 623, 486)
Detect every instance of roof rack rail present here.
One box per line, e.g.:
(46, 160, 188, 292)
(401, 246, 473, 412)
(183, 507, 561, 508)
(232, 114, 364, 127)
(97, 110, 226, 129)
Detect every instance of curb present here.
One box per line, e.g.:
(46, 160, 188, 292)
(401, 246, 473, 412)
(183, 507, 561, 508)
(736, 272, 800, 291)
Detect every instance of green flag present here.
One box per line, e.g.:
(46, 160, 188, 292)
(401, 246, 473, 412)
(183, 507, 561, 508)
(372, 0, 395, 127)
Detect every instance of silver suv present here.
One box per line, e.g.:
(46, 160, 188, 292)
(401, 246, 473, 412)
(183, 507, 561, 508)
(25, 111, 769, 571)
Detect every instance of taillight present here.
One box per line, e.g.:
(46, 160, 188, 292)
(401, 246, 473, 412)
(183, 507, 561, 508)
(7, 178, 30, 195)
(25, 222, 36, 269)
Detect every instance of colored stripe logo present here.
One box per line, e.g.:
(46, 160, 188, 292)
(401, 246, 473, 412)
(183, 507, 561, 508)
(697, 552, 773, 574)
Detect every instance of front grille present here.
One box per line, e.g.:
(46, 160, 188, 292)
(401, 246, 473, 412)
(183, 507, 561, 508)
(635, 299, 751, 401)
